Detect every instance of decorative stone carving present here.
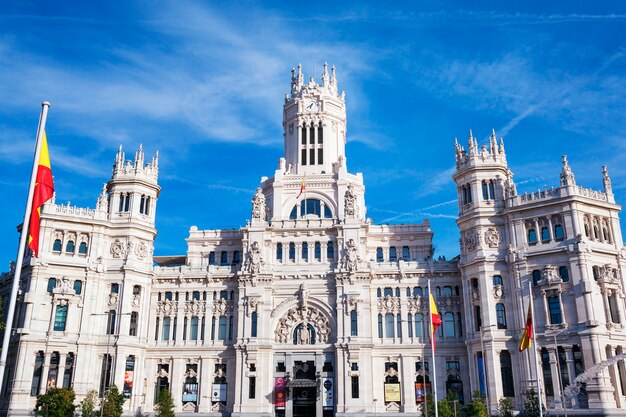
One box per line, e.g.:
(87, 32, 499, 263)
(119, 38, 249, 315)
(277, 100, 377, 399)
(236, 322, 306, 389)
(185, 300, 205, 315)
(251, 188, 266, 221)
(96, 184, 108, 212)
(185, 367, 198, 379)
(108, 294, 118, 306)
(342, 239, 360, 272)
(274, 306, 331, 344)
(245, 296, 259, 316)
(212, 299, 233, 316)
(377, 296, 401, 313)
(463, 230, 480, 251)
(484, 227, 500, 248)
(344, 185, 357, 217)
(157, 299, 177, 316)
(156, 367, 169, 379)
(52, 277, 75, 296)
(135, 241, 148, 259)
(110, 239, 126, 258)
(244, 241, 263, 274)
(296, 319, 312, 344)
(132, 294, 141, 307)
(539, 265, 562, 286)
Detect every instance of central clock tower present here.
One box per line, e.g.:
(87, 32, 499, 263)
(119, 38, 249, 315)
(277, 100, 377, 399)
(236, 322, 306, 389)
(283, 63, 347, 175)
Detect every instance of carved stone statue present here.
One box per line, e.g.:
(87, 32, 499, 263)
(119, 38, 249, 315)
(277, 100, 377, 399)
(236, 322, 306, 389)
(342, 239, 360, 272)
(344, 185, 357, 217)
(251, 188, 266, 221)
(297, 320, 311, 344)
(244, 241, 263, 274)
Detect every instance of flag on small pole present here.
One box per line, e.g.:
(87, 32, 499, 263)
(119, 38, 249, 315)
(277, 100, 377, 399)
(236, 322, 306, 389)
(519, 304, 533, 351)
(0, 102, 52, 392)
(296, 174, 306, 199)
(428, 280, 440, 417)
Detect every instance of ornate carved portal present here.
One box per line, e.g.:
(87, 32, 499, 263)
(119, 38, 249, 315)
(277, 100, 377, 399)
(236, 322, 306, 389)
(274, 303, 331, 345)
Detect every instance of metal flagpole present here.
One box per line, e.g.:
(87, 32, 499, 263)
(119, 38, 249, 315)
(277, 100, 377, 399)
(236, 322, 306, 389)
(528, 281, 543, 417)
(428, 280, 439, 417)
(0, 102, 51, 391)
(423, 353, 428, 417)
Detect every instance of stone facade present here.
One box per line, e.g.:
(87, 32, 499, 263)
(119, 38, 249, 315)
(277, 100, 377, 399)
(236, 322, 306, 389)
(1, 65, 626, 417)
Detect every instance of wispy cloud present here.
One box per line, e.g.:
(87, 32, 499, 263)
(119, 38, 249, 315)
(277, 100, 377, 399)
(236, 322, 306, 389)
(374, 199, 457, 223)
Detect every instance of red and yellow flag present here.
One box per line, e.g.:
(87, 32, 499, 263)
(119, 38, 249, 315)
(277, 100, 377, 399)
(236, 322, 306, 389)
(296, 175, 306, 199)
(28, 132, 54, 257)
(430, 293, 442, 351)
(519, 305, 533, 351)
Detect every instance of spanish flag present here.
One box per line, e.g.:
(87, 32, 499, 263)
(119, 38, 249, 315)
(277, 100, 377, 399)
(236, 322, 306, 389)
(296, 174, 306, 199)
(519, 305, 533, 351)
(27, 132, 54, 258)
(430, 293, 442, 351)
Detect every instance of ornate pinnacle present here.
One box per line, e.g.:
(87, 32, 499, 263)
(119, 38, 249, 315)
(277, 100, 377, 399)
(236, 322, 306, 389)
(603, 165, 612, 194)
(490, 129, 497, 154)
(560, 155, 576, 186)
(322, 61, 329, 87)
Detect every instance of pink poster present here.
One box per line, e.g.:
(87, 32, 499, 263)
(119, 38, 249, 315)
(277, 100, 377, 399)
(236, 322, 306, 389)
(274, 377, 286, 408)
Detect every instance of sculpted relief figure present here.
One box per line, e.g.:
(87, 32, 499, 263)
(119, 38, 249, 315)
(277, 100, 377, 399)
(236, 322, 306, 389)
(342, 238, 360, 272)
(344, 185, 357, 217)
(244, 241, 264, 273)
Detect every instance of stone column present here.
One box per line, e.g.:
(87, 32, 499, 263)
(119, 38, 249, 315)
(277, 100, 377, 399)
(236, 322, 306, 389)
(534, 218, 541, 245)
(549, 349, 561, 408)
(400, 354, 417, 412)
(39, 353, 51, 395)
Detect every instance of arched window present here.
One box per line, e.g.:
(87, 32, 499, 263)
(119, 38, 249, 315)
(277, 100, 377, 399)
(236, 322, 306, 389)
(291, 199, 333, 219)
(528, 229, 537, 244)
(488, 180, 495, 199)
(276, 243, 283, 261)
(541, 227, 550, 242)
(554, 224, 564, 240)
(532, 269, 542, 286)
(559, 266, 570, 282)
(377, 314, 383, 338)
(444, 312, 455, 337)
(376, 288, 382, 297)
(302, 242, 308, 260)
(395, 287, 400, 297)
(396, 314, 402, 338)
(584, 223, 590, 237)
(54, 305, 68, 331)
(220, 251, 228, 266)
(53, 239, 62, 253)
(482, 181, 489, 200)
(350, 310, 358, 336)
(62, 353, 74, 388)
(402, 246, 410, 261)
(376, 247, 383, 262)
(65, 240, 75, 253)
(496, 303, 507, 329)
(251, 312, 258, 337)
(541, 348, 554, 397)
(593, 225, 599, 239)
(209, 252, 216, 265)
(78, 241, 88, 255)
(603, 224, 611, 242)
(389, 247, 397, 262)
(466, 184, 473, 203)
(107, 310, 117, 335)
(413, 287, 422, 296)
(314, 242, 321, 260)
(383, 287, 393, 297)
(327, 241, 334, 259)
(407, 313, 413, 337)
(289, 243, 295, 261)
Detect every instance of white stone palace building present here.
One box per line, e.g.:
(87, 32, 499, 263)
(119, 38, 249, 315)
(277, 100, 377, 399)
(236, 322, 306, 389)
(1, 65, 626, 417)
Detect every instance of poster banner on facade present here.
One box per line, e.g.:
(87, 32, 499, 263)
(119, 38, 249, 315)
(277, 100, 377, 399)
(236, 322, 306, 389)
(211, 384, 227, 402)
(477, 355, 486, 397)
(415, 383, 431, 403)
(274, 377, 286, 408)
(123, 370, 134, 398)
(183, 383, 198, 402)
(322, 377, 334, 408)
(384, 383, 401, 402)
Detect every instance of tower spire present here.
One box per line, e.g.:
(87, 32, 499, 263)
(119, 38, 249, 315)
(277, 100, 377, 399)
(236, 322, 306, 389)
(603, 165, 613, 195)
(322, 61, 329, 87)
(490, 129, 498, 155)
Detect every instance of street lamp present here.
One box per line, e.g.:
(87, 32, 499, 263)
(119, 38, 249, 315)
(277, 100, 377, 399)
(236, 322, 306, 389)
(480, 324, 497, 414)
(546, 328, 568, 415)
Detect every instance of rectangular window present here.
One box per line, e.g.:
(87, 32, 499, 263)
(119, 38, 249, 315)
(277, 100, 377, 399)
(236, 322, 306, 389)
(129, 312, 138, 336)
(351, 376, 359, 398)
(249, 376, 256, 399)
(301, 127, 307, 145)
(251, 312, 258, 337)
(377, 314, 383, 338)
(162, 317, 171, 340)
(62, 353, 74, 388)
(350, 310, 358, 336)
(548, 296, 563, 324)
(385, 314, 395, 338)
(301, 149, 307, 165)
(500, 350, 515, 397)
(99, 354, 112, 396)
(190, 316, 199, 340)
(318, 148, 323, 165)
(228, 316, 234, 340)
(309, 148, 315, 165)
(30, 352, 44, 396)
(609, 295, 621, 323)
(106, 310, 116, 335)
(541, 348, 554, 396)
(318, 126, 323, 143)
(54, 305, 68, 331)
(218, 316, 227, 340)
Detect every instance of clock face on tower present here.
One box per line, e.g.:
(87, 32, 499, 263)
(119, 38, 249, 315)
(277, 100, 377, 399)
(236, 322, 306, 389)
(305, 100, 319, 112)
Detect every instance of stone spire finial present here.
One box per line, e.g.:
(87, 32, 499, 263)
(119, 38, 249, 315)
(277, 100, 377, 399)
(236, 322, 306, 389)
(297, 63, 304, 87)
(560, 155, 576, 186)
(115, 145, 124, 170)
(489, 129, 498, 154)
(499, 137, 505, 155)
(468, 130, 477, 156)
(322, 61, 329, 87)
(603, 165, 613, 194)
(135, 144, 144, 171)
(96, 183, 109, 212)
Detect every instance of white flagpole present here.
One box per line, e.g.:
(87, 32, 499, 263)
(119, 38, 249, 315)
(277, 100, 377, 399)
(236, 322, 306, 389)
(0, 102, 51, 392)
(428, 279, 439, 417)
(528, 281, 543, 417)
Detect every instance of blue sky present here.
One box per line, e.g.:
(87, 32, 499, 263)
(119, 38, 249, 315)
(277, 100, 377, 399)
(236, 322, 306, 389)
(1, 1, 626, 266)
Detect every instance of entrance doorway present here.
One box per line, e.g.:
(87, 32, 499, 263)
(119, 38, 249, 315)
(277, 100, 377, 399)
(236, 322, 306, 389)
(293, 386, 316, 417)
